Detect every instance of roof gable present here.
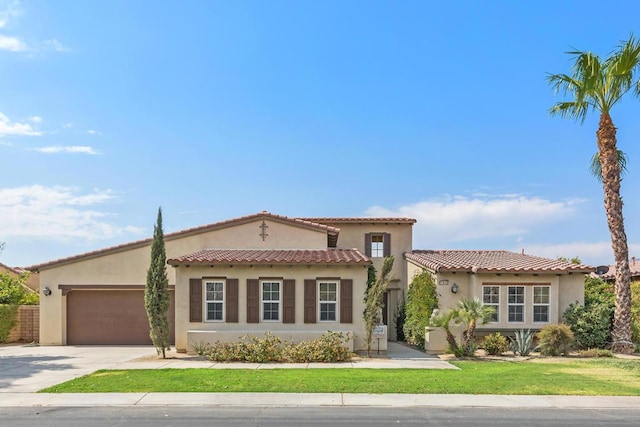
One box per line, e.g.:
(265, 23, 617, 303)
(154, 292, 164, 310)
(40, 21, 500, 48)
(406, 250, 593, 274)
(28, 212, 339, 271)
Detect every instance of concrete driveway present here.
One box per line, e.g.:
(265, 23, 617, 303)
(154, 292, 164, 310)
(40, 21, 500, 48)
(0, 345, 156, 392)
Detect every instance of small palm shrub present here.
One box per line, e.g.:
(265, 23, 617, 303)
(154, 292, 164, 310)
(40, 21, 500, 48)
(509, 329, 536, 356)
(482, 332, 509, 356)
(537, 324, 574, 356)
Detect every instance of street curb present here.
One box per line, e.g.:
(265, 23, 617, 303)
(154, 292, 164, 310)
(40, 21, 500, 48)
(1, 393, 639, 408)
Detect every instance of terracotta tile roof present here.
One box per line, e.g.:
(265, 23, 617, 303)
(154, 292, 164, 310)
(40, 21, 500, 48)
(592, 260, 640, 281)
(28, 212, 340, 271)
(168, 248, 371, 266)
(405, 250, 594, 274)
(299, 217, 416, 224)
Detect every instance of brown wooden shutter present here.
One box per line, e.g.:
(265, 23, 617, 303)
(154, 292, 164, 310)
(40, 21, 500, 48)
(189, 278, 202, 322)
(340, 279, 353, 324)
(304, 279, 316, 323)
(283, 279, 295, 324)
(364, 233, 372, 257)
(383, 233, 391, 257)
(246, 279, 259, 323)
(226, 279, 239, 323)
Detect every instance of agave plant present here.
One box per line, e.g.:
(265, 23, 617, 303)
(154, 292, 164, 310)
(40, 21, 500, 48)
(508, 329, 536, 356)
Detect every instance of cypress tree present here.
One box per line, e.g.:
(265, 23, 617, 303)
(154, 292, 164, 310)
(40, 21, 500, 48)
(145, 207, 170, 358)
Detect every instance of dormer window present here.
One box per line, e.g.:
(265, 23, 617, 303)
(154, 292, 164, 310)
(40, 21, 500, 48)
(365, 233, 390, 258)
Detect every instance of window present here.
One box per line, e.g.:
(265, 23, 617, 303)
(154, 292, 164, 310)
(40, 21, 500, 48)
(371, 234, 384, 257)
(205, 281, 224, 321)
(533, 286, 550, 322)
(262, 281, 281, 321)
(482, 286, 500, 322)
(318, 281, 337, 321)
(508, 286, 524, 322)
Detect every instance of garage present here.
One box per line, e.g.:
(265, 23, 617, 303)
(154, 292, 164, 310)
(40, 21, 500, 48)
(65, 286, 175, 345)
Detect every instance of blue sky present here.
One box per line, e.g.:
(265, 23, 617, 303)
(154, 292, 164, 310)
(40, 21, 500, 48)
(1, 0, 639, 267)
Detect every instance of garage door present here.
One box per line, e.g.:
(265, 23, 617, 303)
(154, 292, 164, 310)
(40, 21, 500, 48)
(67, 289, 175, 345)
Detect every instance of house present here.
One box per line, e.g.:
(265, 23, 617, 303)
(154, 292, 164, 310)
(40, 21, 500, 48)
(29, 212, 415, 352)
(592, 257, 640, 282)
(405, 250, 593, 351)
(0, 262, 40, 292)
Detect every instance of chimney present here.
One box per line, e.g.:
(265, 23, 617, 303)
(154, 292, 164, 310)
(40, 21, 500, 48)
(521, 249, 525, 255)
(632, 257, 636, 266)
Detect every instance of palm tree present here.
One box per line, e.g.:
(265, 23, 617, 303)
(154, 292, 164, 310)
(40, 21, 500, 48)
(429, 309, 460, 353)
(548, 35, 640, 353)
(456, 297, 495, 354)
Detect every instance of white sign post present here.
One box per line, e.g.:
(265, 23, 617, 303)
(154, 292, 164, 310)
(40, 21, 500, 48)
(372, 325, 385, 354)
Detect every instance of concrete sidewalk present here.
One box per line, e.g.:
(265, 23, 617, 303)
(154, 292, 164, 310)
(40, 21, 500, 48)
(1, 392, 639, 409)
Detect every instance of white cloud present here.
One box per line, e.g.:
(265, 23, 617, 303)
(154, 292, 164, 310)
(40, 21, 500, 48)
(87, 129, 101, 135)
(518, 241, 640, 268)
(0, 140, 11, 146)
(366, 194, 582, 247)
(34, 145, 100, 155)
(63, 122, 73, 128)
(29, 115, 42, 123)
(0, 34, 26, 51)
(43, 38, 68, 52)
(0, 112, 41, 136)
(0, 185, 145, 240)
(0, 1, 21, 29)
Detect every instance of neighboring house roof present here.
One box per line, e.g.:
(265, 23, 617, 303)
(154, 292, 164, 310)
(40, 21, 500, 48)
(0, 262, 21, 274)
(592, 258, 640, 281)
(168, 248, 371, 266)
(299, 217, 417, 224)
(28, 212, 340, 271)
(405, 250, 593, 274)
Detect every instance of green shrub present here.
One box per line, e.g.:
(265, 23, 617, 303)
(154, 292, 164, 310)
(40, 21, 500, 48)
(631, 281, 640, 344)
(578, 348, 613, 358)
(537, 324, 574, 356)
(394, 301, 406, 342)
(509, 329, 536, 356)
(563, 277, 615, 349)
(0, 272, 38, 305)
(403, 270, 438, 349)
(201, 332, 352, 363)
(0, 305, 19, 343)
(282, 332, 351, 363)
(482, 333, 509, 355)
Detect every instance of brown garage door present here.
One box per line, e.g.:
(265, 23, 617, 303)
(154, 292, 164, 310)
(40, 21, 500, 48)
(67, 289, 175, 345)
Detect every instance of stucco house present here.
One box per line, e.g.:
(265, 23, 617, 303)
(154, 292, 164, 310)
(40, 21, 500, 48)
(0, 262, 40, 292)
(592, 257, 640, 282)
(405, 250, 593, 351)
(28, 211, 594, 353)
(29, 212, 415, 352)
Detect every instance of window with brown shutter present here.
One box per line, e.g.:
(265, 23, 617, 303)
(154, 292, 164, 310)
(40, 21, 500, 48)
(246, 279, 259, 323)
(189, 278, 202, 323)
(364, 233, 372, 257)
(304, 279, 316, 323)
(283, 279, 295, 324)
(383, 233, 391, 257)
(226, 279, 239, 323)
(340, 279, 353, 324)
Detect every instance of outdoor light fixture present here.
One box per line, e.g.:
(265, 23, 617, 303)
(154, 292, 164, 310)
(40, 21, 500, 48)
(450, 283, 459, 294)
(43, 287, 52, 296)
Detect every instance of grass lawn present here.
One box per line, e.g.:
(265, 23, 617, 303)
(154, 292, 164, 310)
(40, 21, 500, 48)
(40, 358, 640, 395)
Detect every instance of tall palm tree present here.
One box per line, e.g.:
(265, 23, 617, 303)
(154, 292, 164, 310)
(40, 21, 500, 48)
(548, 35, 640, 353)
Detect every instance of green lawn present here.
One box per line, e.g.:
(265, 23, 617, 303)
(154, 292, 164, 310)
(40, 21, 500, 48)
(39, 359, 640, 395)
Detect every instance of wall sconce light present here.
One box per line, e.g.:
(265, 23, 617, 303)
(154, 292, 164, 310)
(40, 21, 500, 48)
(43, 287, 52, 296)
(450, 283, 459, 294)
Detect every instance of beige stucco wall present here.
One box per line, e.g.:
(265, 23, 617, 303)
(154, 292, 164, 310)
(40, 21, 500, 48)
(406, 259, 587, 351)
(175, 264, 369, 352)
(433, 271, 586, 330)
(328, 222, 413, 340)
(38, 218, 329, 345)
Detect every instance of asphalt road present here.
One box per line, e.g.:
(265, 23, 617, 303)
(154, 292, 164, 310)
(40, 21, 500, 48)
(1, 406, 639, 426)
